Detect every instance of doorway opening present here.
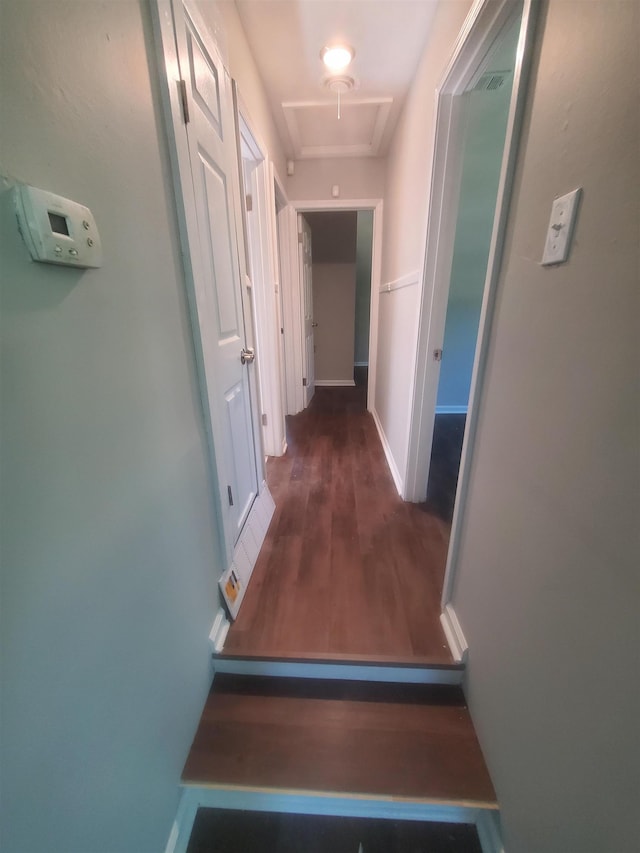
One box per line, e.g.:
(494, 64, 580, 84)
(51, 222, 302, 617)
(279, 199, 383, 421)
(301, 210, 373, 399)
(424, 15, 521, 526)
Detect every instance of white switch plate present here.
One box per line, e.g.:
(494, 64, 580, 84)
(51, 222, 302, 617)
(541, 187, 582, 266)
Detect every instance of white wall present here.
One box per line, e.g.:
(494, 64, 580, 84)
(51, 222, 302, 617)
(373, 0, 473, 483)
(354, 211, 374, 365)
(449, 1, 640, 850)
(287, 156, 386, 202)
(312, 264, 357, 383)
(209, 0, 287, 180)
(0, 1, 221, 850)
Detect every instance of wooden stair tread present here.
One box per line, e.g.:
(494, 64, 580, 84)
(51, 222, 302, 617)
(182, 676, 497, 809)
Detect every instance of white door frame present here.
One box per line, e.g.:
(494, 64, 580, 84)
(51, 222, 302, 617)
(273, 172, 291, 426)
(237, 102, 287, 458)
(283, 199, 383, 415)
(402, 0, 538, 608)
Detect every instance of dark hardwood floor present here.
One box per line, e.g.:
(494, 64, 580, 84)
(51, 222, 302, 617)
(426, 414, 467, 524)
(187, 808, 483, 853)
(224, 382, 455, 663)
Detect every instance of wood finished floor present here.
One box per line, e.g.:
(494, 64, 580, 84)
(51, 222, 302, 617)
(187, 809, 482, 853)
(224, 384, 454, 663)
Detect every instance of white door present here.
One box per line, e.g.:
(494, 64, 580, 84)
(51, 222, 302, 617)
(157, 0, 259, 557)
(298, 214, 315, 406)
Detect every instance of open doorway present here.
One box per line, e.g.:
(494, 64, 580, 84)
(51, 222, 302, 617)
(425, 17, 520, 525)
(302, 211, 373, 398)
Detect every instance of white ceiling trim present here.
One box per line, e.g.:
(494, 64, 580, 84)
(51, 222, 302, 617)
(282, 97, 393, 159)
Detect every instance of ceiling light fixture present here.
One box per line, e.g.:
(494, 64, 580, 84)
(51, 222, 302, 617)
(321, 44, 355, 72)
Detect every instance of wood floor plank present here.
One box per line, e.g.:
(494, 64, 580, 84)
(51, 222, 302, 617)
(224, 386, 454, 663)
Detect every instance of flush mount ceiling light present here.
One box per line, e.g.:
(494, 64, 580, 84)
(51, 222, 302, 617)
(321, 44, 355, 72)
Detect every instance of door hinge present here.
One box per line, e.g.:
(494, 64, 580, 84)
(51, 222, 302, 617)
(227, 485, 234, 507)
(176, 79, 190, 125)
(302, 377, 307, 387)
(298, 232, 303, 244)
(433, 348, 443, 362)
(261, 413, 268, 426)
(245, 194, 253, 212)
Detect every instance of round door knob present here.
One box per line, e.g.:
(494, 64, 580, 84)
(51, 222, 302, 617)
(240, 347, 255, 365)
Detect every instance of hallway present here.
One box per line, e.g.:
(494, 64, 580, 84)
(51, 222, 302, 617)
(223, 384, 454, 663)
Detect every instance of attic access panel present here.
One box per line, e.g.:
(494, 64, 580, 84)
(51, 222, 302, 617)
(283, 98, 392, 159)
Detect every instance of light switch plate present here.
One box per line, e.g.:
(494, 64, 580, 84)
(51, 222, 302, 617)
(541, 187, 582, 266)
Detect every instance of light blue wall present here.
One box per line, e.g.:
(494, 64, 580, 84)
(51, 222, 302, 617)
(0, 2, 221, 850)
(354, 211, 373, 364)
(436, 67, 514, 410)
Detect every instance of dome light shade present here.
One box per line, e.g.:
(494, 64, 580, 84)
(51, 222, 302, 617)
(321, 44, 355, 71)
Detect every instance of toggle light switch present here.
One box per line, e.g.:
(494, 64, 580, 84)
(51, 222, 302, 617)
(541, 188, 582, 266)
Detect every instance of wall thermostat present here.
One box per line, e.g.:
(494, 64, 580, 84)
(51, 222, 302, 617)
(14, 183, 102, 268)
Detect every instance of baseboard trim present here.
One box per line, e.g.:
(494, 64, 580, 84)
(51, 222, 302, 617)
(164, 789, 200, 853)
(476, 809, 504, 853)
(435, 405, 468, 415)
(209, 608, 230, 654)
(440, 604, 468, 663)
(315, 379, 356, 387)
(370, 408, 403, 496)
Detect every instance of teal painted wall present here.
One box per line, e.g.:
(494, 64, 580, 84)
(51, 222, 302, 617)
(436, 43, 516, 410)
(354, 211, 373, 365)
(0, 1, 221, 850)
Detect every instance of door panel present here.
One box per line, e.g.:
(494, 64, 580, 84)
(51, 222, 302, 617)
(298, 214, 315, 406)
(177, 2, 259, 550)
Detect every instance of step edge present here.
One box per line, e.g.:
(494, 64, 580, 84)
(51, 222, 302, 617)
(213, 658, 464, 685)
(216, 652, 463, 669)
(179, 780, 499, 811)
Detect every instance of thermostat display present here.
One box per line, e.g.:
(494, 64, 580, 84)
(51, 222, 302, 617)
(48, 211, 70, 236)
(14, 183, 102, 268)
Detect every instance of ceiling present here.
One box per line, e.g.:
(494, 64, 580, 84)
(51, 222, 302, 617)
(235, 1, 439, 160)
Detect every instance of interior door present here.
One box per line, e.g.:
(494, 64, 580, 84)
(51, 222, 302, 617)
(298, 214, 315, 406)
(168, 0, 259, 553)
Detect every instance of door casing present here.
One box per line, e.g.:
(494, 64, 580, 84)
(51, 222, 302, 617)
(401, 0, 538, 611)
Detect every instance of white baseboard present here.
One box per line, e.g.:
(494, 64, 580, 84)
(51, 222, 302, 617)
(440, 603, 468, 663)
(209, 608, 230, 653)
(370, 408, 403, 496)
(435, 405, 468, 415)
(476, 809, 504, 853)
(164, 789, 199, 853)
(315, 379, 356, 387)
